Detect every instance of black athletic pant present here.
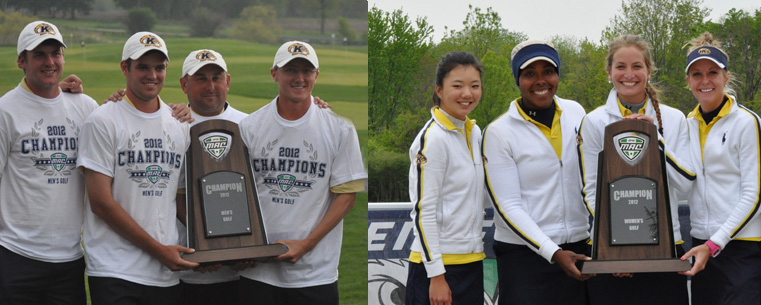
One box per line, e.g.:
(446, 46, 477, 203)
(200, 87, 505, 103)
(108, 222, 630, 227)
(405, 260, 484, 305)
(237, 277, 338, 305)
(0, 245, 86, 305)
(88, 276, 179, 305)
(494, 240, 589, 305)
(691, 238, 761, 305)
(587, 243, 689, 305)
(180, 280, 239, 305)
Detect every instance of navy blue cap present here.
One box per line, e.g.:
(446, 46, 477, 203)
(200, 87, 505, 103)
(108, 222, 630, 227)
(685, 46, 728, 73)
(510, 40, 561, 86)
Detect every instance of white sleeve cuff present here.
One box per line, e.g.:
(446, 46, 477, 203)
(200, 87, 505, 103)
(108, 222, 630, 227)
(423, 259, 446, 278)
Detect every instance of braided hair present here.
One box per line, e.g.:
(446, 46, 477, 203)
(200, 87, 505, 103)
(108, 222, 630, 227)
(606, 35, 664, 135)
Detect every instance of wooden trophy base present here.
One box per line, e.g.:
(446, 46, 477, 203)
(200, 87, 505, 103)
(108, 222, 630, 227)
(184, 243, 288, 265)
(581, 258, 691, 274)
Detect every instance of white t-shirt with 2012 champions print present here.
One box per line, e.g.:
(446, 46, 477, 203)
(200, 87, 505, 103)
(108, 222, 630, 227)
(238, 97, 366, 288)
(77, 97, 190, 287)
(0, 83, 98, 263)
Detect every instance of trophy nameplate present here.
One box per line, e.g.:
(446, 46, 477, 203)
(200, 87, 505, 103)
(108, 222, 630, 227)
(183, 120, 287, 264)
(581, 119, 690, 274)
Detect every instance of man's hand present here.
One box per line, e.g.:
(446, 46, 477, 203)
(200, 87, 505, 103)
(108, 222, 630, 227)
(60, 74, 83, 93)
(194, 263, 222, 273)
(102, 89, 125, 104)
(313, 96, 331, 109)
(230, 260, 258, 271)
(551, 249, 594, 281)
(153, 244, 199, 271)
(274, 239, 316, 263)
(168, 103, 194, 123)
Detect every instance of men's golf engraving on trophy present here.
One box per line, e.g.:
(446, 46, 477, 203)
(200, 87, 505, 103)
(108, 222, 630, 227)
(581, 119, 690, 274)
(184, 120, 287, 264)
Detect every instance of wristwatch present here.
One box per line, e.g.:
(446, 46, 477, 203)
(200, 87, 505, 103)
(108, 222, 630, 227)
(705, 240, 721, 257)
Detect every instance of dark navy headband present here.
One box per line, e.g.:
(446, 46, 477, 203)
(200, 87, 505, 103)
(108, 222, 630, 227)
(685, 46, 728, 73)
(511, 43, 561, 86)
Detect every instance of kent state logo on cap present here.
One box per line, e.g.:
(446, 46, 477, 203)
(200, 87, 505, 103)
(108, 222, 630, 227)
(685, 46, 728, 73)
(272, 41, 319, 69)
(122, 31, 169, 61)
(17, 21, 67, 55)
(182, 49, 227, 77)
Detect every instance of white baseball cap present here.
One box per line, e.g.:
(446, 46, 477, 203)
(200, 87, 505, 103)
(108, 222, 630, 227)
(122, 31, 168, 61)
(272, 41, 319, 69)
(17, 21, 67, 55)
(182, 49, 227, 77)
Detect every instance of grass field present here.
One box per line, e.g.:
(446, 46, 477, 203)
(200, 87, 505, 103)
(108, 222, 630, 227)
(1, 37, 367, 304)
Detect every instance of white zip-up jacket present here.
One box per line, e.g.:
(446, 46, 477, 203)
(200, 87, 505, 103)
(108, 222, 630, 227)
(686, 95, 761, 248)
(579, 89, 696, 243)
(482, 97, 589, 263)
(408, 107, 485, 277)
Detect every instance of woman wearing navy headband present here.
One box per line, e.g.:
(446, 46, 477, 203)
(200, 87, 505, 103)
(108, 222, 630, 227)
(482, 40, 591, 305)
(679, 32, 761, 305)
(579, 34, 694, 305)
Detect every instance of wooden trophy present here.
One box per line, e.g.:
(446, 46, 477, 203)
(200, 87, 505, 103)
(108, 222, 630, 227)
(183, 120, 287, 265)
(580, 119, 690, 274)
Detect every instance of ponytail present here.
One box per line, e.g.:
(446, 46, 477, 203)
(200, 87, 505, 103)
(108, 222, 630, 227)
(645, 82, 664, 136)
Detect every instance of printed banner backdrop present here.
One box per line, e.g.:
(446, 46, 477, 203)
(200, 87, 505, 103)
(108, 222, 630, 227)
(368, 203, 498, 305)
(368, 203, 692, 305)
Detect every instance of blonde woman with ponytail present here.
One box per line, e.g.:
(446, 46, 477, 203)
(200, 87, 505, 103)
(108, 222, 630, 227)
(679, 32, 761, 305)
(577, 34, 695, 305)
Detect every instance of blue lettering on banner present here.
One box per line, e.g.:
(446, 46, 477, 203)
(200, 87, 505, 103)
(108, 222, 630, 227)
(367, 208, 496, 259)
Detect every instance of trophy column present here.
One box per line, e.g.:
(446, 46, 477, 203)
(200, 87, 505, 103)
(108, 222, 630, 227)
(581, 119, 690, 274)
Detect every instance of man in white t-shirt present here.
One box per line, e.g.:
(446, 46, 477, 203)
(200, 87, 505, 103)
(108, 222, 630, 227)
(77, 31, 197, 305)
(175, 49, 247, 305)
(237, 41, 367, 305)
(0, 20, 99, 305)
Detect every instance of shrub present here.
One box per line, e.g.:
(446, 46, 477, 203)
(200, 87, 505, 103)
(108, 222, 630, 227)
(232, 5, 281, 44)
(368, 140, 410, 202)
(189, 7, 222, 38)
(0, 12, 34, 45)
(338, 17, 357, 44)
(126, 7, 156, 34)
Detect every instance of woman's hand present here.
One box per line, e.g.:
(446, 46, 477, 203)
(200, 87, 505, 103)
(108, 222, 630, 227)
(551, 249, 594, 281)
(679, 244, 710, 276)
(622, 113, 654, 124)
(429, 274, 452, 305)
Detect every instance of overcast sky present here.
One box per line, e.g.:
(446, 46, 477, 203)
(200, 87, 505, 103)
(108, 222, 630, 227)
(368, 0, 760, 43)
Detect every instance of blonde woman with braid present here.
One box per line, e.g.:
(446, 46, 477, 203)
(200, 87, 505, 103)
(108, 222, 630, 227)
(679, 32, 761, 305)
(577, 34, 695, 305)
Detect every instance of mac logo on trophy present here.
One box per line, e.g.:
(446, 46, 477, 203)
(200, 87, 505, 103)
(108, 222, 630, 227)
(613, 133, 647, 166)
(581, 120, 690, 274)
(184, 120, 287, 265)
(200, 132, 232, 161)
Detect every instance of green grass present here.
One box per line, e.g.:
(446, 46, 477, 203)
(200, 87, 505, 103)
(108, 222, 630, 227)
(3, 37, 367, 304)
(339, 192, 368, 304)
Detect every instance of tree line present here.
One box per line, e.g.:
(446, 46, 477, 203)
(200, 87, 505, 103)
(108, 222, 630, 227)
(368, 0, 761, 202)
(2, 0, 366, 20)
